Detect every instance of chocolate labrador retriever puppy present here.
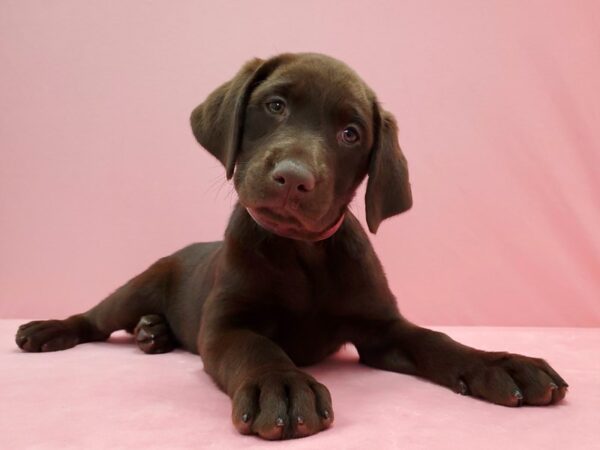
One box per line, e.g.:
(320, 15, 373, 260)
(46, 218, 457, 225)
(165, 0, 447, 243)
(16, 53, 567, 440)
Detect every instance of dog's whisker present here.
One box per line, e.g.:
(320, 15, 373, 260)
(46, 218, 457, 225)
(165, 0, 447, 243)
(204, 174, 228, 199)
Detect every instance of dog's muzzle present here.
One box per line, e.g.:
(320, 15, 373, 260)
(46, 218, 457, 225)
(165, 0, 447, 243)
(246, 208, 345, 241)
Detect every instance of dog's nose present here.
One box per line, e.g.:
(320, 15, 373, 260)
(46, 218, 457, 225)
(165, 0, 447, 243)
(271, 160, 316, 193)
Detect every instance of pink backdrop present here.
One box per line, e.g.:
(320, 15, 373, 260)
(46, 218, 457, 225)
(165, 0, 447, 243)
(1, 1, 599, 326)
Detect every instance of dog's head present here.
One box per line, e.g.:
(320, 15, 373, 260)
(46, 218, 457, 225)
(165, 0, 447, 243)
(191, 53, 412, 240)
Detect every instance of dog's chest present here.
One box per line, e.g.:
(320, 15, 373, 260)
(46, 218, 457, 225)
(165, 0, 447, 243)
(257, 271, 348, 366)
(246, 239, 370, 364)
(262, 306, 344, 366)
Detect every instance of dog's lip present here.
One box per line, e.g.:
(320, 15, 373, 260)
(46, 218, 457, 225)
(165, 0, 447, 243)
(246, 207, 345, 241)
(251, 207, 303, 228)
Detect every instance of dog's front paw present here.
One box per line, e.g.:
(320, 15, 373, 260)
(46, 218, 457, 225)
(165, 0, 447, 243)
(231, 369, 333, 440)
(16, 319, 80, 352)
(457, 352, 568, 406)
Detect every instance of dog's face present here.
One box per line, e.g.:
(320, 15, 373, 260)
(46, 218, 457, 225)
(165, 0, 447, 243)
(234, 56, 376, 241)
(191, 53, 412, 240)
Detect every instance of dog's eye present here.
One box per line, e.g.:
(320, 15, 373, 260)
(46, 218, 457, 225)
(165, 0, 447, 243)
(340, 126, 360, 144)
(266, 99, 286, 115)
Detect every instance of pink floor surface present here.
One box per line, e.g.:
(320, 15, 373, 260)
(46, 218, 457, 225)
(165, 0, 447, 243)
(2, 320, 598, 449)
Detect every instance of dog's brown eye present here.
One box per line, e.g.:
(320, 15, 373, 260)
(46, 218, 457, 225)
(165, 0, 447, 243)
(340, 126, 360, 144)
(266, 99, 286, 115)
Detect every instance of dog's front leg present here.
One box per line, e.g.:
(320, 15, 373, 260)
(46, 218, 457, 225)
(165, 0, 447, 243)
(355, 319, 568, 406)
(199, 328, 333, 440)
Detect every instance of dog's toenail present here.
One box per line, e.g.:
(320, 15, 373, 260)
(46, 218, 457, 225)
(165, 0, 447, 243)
(549, 382, 558, 390)
(242, 413, 250, 423)
(136, 329, 150, 342)
(323, 410, 330, 419)
(513, 389, 523, 399)
(513, 389, 523, 406)
(297, 416, 304, 425)
(276, 417, 284, 427)
(458, 379, 468, 395)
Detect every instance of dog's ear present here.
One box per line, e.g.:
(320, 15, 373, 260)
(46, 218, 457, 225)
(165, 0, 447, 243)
(190, 57, 282, 179)
(365, 105, 413, 233)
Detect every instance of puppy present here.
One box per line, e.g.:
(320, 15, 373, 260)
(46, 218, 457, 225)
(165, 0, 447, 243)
(16, 53, 568, 440)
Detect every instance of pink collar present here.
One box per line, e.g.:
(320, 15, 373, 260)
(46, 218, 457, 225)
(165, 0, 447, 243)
(313, 213, 345, 241)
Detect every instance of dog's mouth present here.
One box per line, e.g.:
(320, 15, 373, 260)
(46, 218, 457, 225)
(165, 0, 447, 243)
(246, 207, 345, 241)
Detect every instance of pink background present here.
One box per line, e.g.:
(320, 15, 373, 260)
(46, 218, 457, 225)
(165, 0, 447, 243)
(1, 1, 599, 326)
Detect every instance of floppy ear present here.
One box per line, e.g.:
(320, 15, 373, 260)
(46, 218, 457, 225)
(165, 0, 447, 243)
(365, 106, 413, 234)
(190, 57, 282, 179)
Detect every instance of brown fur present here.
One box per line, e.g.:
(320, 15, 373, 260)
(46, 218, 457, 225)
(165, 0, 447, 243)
(16, 53, 567, 440)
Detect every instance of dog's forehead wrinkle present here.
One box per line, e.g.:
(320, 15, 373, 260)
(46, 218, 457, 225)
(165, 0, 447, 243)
(251, 78, 294, 100)
(329, 98, 371, 125)
(266, 56, 369, 100)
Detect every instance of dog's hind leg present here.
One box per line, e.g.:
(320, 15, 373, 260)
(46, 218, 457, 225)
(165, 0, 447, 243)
(16, 256, 178, 352)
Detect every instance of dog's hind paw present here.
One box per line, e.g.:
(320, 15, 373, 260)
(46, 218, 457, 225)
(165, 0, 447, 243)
(134, 314, 177, 354)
